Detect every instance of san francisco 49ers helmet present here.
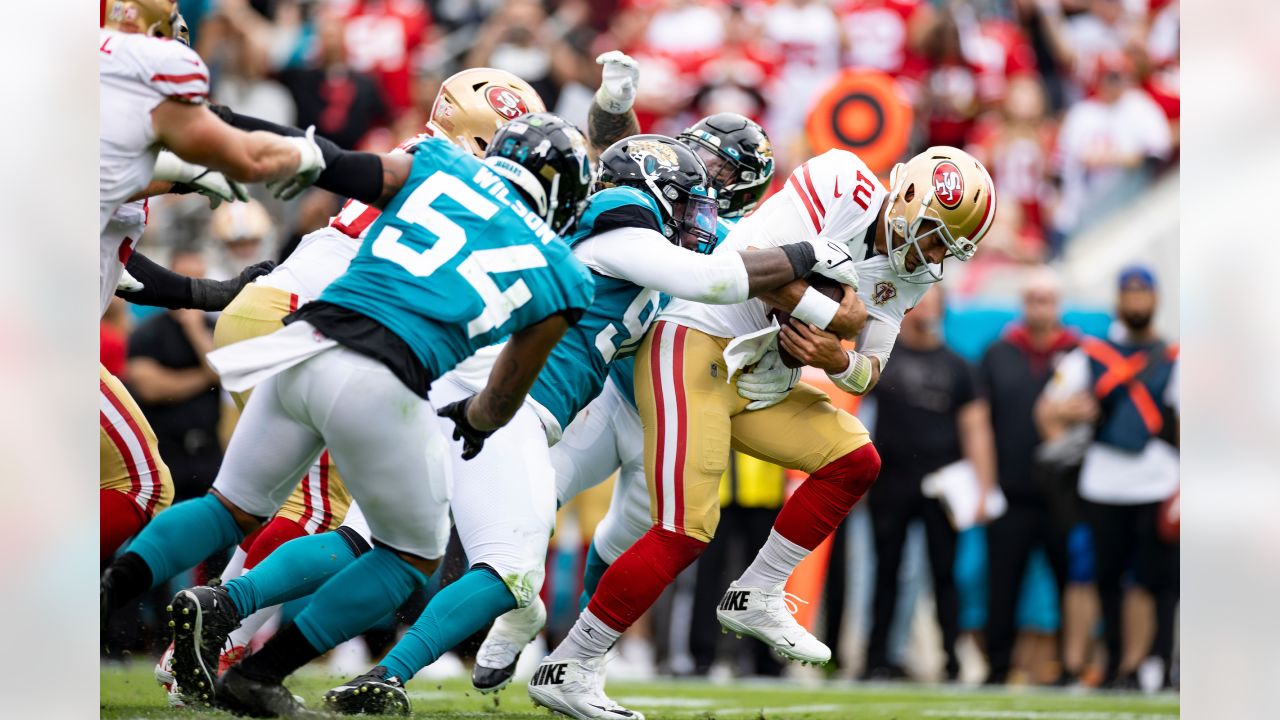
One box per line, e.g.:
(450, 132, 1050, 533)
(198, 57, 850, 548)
(427, 68, 547, 158)
(883, 146, 997, 283)
(103, 0, 180, 39)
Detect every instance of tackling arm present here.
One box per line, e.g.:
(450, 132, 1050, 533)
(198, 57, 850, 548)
(151, 100, 321, 185)
(437, 314, 573, 459)
(116, 252, 276, 311)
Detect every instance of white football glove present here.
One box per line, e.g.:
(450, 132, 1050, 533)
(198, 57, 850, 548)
(804, 237, 861, 291)
(152, 150, 249, 209)
(595, 50, 640, 115)
(268, 126, 327, 201)
(737, 346, 800, 411)
(116, 268, 145, 294)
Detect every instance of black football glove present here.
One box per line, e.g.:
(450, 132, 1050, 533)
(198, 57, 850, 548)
(437, 396, 495, 460)
(189, 260, 277, 311)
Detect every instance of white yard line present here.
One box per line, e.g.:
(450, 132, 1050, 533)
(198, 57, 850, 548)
(922, 711, 1177, 719)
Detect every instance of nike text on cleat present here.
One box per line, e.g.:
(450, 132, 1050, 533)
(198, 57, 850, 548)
(473, 597, 547, 694)
(527, 656, 644, 720)
(323, 665, 410, 715)
(715, 581, 831, 664)
(168, 582, 243, 707)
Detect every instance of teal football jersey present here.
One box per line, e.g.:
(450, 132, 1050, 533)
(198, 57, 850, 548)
(528, 187, 668, 430)
(319, 138, 594, 380)
(604, 215, 738, 409)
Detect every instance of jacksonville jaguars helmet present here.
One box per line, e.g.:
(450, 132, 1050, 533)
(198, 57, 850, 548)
(678, 113, 775, 218)
(483, 112, 593, 235)
(595, 134, 718, 254)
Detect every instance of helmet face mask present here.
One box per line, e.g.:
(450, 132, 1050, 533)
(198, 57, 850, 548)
(484, 113, 592, 236)
(677, 113, 775, 218)
(670, 192, 720, 254)
(597, 134, 720, 254)
(882, 146, 995, 283)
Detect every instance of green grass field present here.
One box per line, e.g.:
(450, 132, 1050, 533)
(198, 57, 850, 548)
(101, 662, 1179, 720)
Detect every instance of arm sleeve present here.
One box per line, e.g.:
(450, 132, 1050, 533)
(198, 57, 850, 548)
(579, 227, 751, 304)
(855, 317, 900, 369)
(210, 106, 384, 202)
(116, 252, 194, 309)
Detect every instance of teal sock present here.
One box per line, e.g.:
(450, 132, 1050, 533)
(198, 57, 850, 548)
(381, 567, 517, 682)
(579, 541, 610, 611)
(126, 494, 244, 589)
(224, 531, 358, 617)
(293, 547, 427, 652)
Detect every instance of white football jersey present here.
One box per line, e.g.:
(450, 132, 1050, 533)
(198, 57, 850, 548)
(99, 29, 210, 233)
(660, 148, 890, 339)
(99, 201, 148, 316)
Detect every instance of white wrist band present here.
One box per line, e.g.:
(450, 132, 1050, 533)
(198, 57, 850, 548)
(828, 350, 874, 394)
(790, 287, 839, 330)
(152, 151, 194, 183)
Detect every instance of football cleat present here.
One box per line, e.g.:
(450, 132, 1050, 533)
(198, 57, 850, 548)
(527, 656, 644, 720)
(323, 665, 410, 716)
(473, 596, 547, 693)
(168, 583, 242, 706)
(715, 581, 831, 665)
(154, 642, 189, 708)
(215, 664, 306, 718)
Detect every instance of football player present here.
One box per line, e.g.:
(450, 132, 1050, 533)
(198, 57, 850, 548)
(529, 146, 996, 720)
(470, 112, 776, 695)
(99, 0, 326, 564)
(189, 67, 548, 686)
(100, 112, 596, 716)
(314, 133, 861, 716)
(150, 61, 643, 699)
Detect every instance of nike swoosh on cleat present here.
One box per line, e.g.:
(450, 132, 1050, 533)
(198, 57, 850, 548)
(782, 637, 797, 647)
(589, 704, 633, 717)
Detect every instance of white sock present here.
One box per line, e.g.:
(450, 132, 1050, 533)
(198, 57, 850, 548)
(548, 608, 619, 661)
(737, 529, 810, 589)
(227, 604, 280, 649)
(220, 546, 248, 582)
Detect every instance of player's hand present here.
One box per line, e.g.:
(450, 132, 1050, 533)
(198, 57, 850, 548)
(804, 238, 860, 291)
(153, 150, 249, 208)
(268, 125, 327, 201)
(189, 169, 250, 209)
(437, 396, 496, 460)
(1062, 393, 1100, 424)
(116, 268, 145, 294)
(189, 260, 276, 311)
(779, 320, 849, 374)
(829, 285, 869, 340)
(595, 51, 640, 114)
(737, 346, 800, 411)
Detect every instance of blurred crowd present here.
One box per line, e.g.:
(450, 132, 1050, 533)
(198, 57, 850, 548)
(101, 0, 1179, 695)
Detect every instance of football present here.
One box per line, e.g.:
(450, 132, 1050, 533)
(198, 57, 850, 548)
(768, 274, 847, 368)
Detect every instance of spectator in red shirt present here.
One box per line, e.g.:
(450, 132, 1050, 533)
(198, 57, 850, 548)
(333, 0, 430, 116)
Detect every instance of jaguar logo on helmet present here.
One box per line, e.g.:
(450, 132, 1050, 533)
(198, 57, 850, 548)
(627, 140, 680, 175)
(484, 86, 529, 120)
(873, 280, 898, 306)
(932, 161, 964, 209)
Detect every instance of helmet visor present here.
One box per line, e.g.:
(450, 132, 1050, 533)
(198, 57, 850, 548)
(674, 194, 720, 254)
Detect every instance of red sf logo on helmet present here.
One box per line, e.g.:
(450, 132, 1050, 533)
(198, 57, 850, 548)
(485, 86, 529, 120)
(932, 161, 964, 209)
